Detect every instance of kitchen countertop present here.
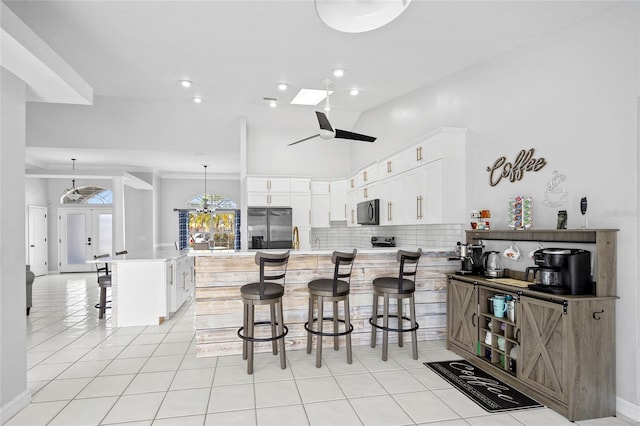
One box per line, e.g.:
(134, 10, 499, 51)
(188, 247, 452, 257)
(91, 249, 191, 262)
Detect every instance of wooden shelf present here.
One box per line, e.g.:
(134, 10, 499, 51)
(466, 229, 618, 244)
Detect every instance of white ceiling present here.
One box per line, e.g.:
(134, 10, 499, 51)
(6, 0, 615, 177)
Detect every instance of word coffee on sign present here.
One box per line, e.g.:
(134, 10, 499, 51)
(486, 148, 546, 186)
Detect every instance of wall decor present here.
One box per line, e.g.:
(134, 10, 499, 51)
(542, 170, 569, 207)
(486, 148, 546, 186)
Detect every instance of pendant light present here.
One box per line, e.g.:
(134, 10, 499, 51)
(199, 165, 214, 214)
(63, 158, 82, 201)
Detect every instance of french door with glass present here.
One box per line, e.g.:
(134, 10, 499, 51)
(59, 208, 112, 272)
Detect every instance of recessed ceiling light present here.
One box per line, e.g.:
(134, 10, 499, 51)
(193, 96, 202, 103)
(277, 83, 288, 91)
(291, 88, 333, 106)
(350, 88, 360, 96)
(269, 100, 277, 108)
(181, 80, 192, 88)
(333, 69, 345, 77)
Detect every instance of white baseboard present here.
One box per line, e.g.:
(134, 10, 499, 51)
(1, 389, 31, 424)
(617, 396, 640, 422)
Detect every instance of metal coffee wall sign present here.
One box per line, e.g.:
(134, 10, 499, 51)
(486, 148, 547, 186)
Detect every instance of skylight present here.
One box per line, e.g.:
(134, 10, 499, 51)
(290, 88, 333, 106)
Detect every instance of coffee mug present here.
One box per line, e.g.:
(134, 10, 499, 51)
(493, 295, 507, 318)
(503, 244, 522, 261)
(506, 300, 516, 322)
(529, 244, 543, 260)
(497, 337, 506, 351)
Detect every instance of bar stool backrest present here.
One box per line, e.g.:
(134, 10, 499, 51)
(395, 248, 422, 290)
(331, 249, 358, 294)
(94, 253, 111, 278)
(255, 251, 290, 298)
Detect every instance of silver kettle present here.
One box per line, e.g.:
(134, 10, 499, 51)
(481, 251, 504, 278)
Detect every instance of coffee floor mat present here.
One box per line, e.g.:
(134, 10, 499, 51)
(425, 360, 543, 413)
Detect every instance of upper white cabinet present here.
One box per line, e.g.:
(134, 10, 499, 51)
(290, 192, 311, 228)
(329, 179, 348, 221)
(310, 181, 330, 228)
(357, 164, 378, 187)
(290, 178, 311, 193)
(246, 177, 290, 193)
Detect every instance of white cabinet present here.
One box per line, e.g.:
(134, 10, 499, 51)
(291, 192, 311, 228)
(311, 181, 330, 195)
(311, 194, 330, 227)
(357, 163, 378, 187)
(329, 179, 348, 221)
(247, 176, 292, 206)
(290, 178, 311, 193)
(169, 255, 194, 315)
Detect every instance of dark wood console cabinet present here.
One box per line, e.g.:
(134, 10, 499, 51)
(446, 229, 617, 421)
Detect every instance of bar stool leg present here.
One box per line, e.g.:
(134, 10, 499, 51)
(99, 286, 107, 319)
(333, 301, 339, 350)
(370, 293, 378, 348)
(397, 298, 404, 348)
(306, 295, 314, 354)
(242, 302, 248, 360)
(410, 295, 418, 360)
(277, 299, 287, 369)
(270, 304, 278, 355)
(247, 303, 255, 375)
(382, 293, 390, 361)
(316, 296, 324, 368)
(344, 296, 352, 364)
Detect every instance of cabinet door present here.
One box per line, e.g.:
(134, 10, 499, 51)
(291, 192, 311, 227)
(247, 192, 269, 206)
(447, 278, 478, 355)
(329, 180, 347, 221)
(310, 194, 330, 227)
(267, 178, 290, 193)
(311, 181, 330, 195)
(290, 178, 310, 193)
(267, 192, 290, 207)
(346, 190, 360, 227)
(423, 160, 443, 223)
(246, 177, 269, 192)
(405, 166, 427, 224)
(519, 296, 568, 403)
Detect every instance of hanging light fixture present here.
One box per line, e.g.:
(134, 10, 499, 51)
(63, 158, 82, 202)
(198, 165, 214, 214)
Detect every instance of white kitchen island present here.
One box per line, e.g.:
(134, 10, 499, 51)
(107, 250, 194, 327)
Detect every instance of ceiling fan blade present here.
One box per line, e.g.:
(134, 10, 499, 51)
(288, 134, 320, 146)
(315, 111, 334, 132)
(334, 129, 377, 143)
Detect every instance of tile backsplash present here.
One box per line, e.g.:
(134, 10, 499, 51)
(310, 222, 463, 250)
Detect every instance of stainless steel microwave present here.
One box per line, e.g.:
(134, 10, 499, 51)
(357, 199, 380, 225)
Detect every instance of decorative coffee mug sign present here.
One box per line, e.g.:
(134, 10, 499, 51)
(486, 149, 547, 186)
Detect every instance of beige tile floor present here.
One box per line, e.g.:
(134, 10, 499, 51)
(6, 272, 636, 426)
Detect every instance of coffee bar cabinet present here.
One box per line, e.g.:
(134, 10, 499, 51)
(446, 229, 617, 421)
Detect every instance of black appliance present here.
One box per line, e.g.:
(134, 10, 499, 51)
(371, 236, 395, 247)
(247, 207, 293, 250)
(526, 248, 592, 295)
(450, 242, 484, 275)
(357, 199, 380, 225)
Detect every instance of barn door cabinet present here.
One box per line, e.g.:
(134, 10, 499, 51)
(446, 229, 618, 421)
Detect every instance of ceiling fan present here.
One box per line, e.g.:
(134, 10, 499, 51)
(288, 79, 376, 146)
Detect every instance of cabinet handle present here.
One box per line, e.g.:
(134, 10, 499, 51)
(416, 147, 420, 161)
(363, 171, 368, 182)
(593, 310, 604, 320)
(416, 196, 420, 219)
(344, 204, 347, 218)
(351, 209, 354, 224)
(471, 312, 477, 327)
(515, 329, 521, 344)
(364, 188, 368, 198)
(309, 210, 311, 224)
(350, 179, 355, 188)
(387, 161, 392, 173)
(328, 211, 331, 222)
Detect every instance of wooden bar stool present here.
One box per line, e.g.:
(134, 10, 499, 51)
(370, 249, 422, 361)
(304, 249, 357, 368)
(94, 254, 112, 319)
(237, 251, 290, 374)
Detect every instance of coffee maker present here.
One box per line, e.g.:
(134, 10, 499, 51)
(526, 248, 592, 295)
(451, 242, 484, 275)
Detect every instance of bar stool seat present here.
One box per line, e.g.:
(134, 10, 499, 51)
(305, 249, 357, 368)
(370, 248, 422, 361)
(237, 251, 290, 375)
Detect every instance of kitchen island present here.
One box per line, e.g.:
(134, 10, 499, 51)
(192, 248, 456, 357)
(105, 249, 194, 327)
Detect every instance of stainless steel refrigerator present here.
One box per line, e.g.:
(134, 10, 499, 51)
(247, 207, 293, 249)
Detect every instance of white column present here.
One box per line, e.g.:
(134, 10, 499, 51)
(112, 176, 125, 253)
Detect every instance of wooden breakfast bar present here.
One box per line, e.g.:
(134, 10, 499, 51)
(192, 248, 457, 357)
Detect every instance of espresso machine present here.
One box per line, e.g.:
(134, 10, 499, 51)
(451, 242, 484, 275)
(525, 248, 592, 295)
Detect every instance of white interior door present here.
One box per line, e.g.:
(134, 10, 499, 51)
(59, 208, 112, 272)
(28, 205, 48, 276)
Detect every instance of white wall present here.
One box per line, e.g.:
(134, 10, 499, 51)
(0, 69, 30, 422)
(157, 177, 240, 246)
(124, 186, 153, 253)
(351, 3, 640, 412)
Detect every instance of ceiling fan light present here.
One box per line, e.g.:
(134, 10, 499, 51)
(277, 83, 288, 91)
(333, 68, 344, 77)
